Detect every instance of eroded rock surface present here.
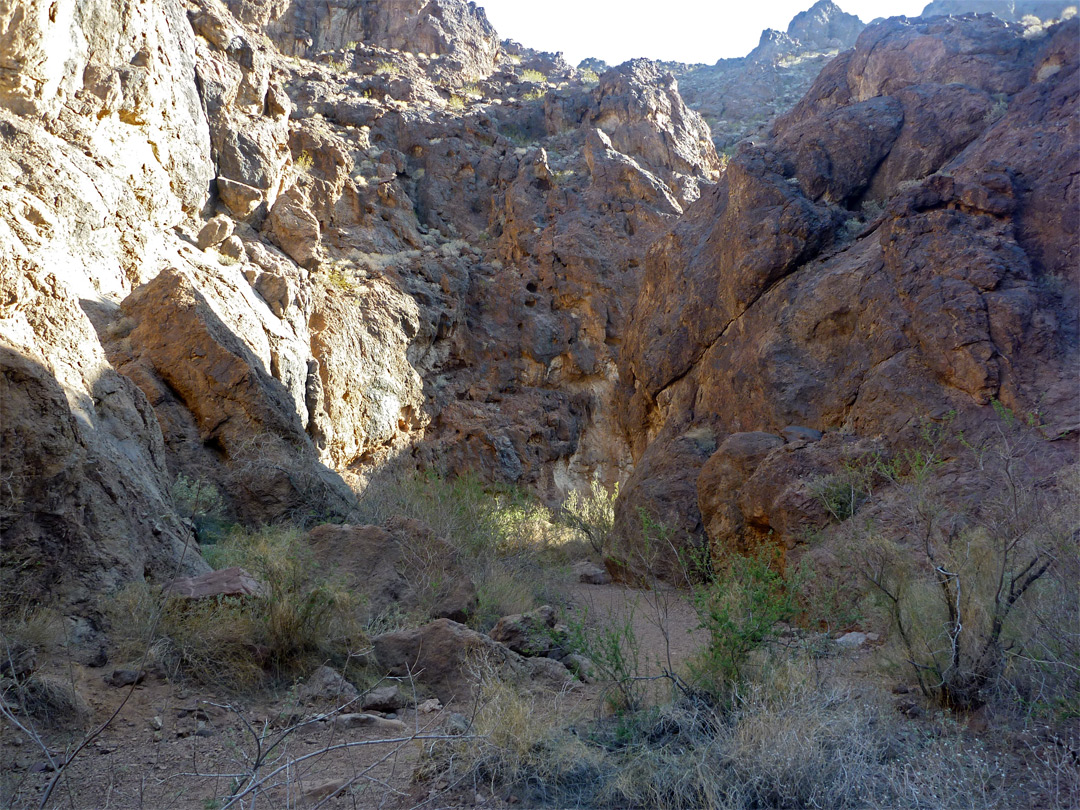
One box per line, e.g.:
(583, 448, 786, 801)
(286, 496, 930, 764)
(613, 14, 1079, 570)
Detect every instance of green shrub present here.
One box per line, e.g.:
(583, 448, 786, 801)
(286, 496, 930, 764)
(688, 544, 799, 698)
(565, 606, 645, 712)
(520, 68, 546, 83)
(579, 68, 599, 85)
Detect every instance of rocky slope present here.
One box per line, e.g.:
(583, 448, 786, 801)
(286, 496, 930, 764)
(612, 13, 1079, 573)
(0, 0, 719, 608)
(672, 0, 866, 151)
(1, 0, 1077, 612)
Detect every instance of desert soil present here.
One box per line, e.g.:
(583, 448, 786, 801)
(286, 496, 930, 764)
(1, 582, 704, 810)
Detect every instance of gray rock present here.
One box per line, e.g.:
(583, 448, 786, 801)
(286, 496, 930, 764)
(361, 684, 406, 712)
(573, 561, 611, 585)
(331, 713, 408, 732)
(781, 425, 823, 444)
(299, 665, 360, 704)
(836, 631, 868, 648)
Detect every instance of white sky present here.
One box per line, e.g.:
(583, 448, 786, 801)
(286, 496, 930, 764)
(474, 1, 930, 66)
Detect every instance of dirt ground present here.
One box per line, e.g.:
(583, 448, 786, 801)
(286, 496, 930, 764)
(1, 581, 704, 810)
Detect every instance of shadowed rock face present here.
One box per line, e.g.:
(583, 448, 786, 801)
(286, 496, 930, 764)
(612, 15, 1079, 574)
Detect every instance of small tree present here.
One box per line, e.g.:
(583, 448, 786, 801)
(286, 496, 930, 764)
(859, 409, 1077, 710)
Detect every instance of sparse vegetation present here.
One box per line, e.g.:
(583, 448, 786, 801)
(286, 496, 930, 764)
(357, 470, 576, 631)
(108, 525, 367, 691)
(373, 60, 400, 77)
(579, 68, 599, 85)
(521, 68, 546, 83)
(560, 480, 617, 555)
(447, 93, 466, 110)
(855, 409, 1080, 712)
(294, 149, 314, 172)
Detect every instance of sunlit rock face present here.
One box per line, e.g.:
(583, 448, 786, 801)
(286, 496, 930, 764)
(611, 14, 1079, 574)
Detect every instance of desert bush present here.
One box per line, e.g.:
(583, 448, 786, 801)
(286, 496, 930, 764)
(108, 526, 366, 691)
(854, 408, 1079, 711)
(687, 543, 799, 698)
(171, 473, 232, 543)
(565, 606, 645, 712)
(418, 654, 601, 801)
(357, 470, 573, 630)
(1, 674, 90, 729)
(424, 650, 1002, 809)
(560, 480, 617, 555)
(0, 608, 86, 728)
(520, 68, 546, 83)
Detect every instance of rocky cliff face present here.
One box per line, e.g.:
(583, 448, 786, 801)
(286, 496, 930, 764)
(1, 0, 1076, 609)
(612, 14, 1079, 574)
(0, 0, 719, 607)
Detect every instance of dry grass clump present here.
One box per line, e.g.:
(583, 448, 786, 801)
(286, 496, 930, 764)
(0, 608, 88, 729)
(421, 643, 1065, 810)
(2, 675, 90, 729)
(108, 525, 367, 692)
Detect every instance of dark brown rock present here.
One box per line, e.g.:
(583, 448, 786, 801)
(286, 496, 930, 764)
(489, 605, 558, 657)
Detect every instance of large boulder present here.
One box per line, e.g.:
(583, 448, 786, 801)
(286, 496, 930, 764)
(372, 619, 571, 705)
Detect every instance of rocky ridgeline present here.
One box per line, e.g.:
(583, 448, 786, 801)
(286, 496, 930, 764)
(1, 0, 1077, 608)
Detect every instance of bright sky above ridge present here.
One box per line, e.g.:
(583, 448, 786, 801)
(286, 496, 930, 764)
(474, 1, 929, 66)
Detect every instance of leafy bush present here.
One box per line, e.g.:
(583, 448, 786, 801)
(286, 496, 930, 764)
(565, 606, 645, 712)
(688, 544, 799, 697)
(560, 480, 617, 555)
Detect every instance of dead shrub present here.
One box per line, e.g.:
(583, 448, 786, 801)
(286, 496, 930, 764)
(1, 674, 90, 729)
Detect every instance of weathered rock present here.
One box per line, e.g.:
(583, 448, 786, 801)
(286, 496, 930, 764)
(331, 713, 407, 733)
(218, 235, 245, 261)
(361, 684, 407, 712)
(196, 216, 235, 250)
(489, 605, 559, 657)
(304, 521, 476, 623)
(573, 561, 611, 585)
(164, 567, 263, 599)
(104, 669, 145, 688)
(298, 666, 360, 704)
(614, 14, 1079, 571)
(373, 618, 571, 704)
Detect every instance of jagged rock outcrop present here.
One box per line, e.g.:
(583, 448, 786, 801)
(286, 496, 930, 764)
(613, 14, 1079, 573)
(0, 0, 219, 607)
(672, 2, 866, 151)
(3, 0, 1076, 616)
